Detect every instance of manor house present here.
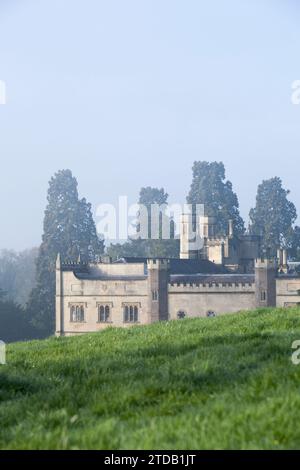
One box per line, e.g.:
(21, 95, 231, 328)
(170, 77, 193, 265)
(56, 215, 300, 336)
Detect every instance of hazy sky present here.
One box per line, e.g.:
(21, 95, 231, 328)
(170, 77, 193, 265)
(0, 0, 300, 250)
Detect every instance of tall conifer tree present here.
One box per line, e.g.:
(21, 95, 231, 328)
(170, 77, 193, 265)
(187, 161, 245, 235)
(249, 177, 297, 256)
(28, 170, 104, 335)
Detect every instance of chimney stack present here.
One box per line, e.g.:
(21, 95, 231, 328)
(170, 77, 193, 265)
(277, 249, 283, 266)
(282, 249, 288, 267)
(228, 219, 234, 238)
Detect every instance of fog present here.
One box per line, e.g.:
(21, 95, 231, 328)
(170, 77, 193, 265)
(0, 0, 299, 250)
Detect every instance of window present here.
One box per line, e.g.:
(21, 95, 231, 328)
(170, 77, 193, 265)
(152, 290, 158, 301)
(98, 304, 111, 323)
(70, 304, 84, 322)
(124, 305, 139, 323)
(177, 311, 186, 319)
(261, 290, 267, 302)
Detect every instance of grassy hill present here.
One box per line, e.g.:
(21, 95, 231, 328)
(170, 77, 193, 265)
(1, 308, 300, 450)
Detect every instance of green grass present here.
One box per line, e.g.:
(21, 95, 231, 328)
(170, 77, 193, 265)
(1, 307, 300, 449)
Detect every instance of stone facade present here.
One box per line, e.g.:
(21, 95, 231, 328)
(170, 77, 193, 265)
(168, 274, 256, 320)
(56, 257, 149, 335)
(56, 255, 300, 336)
(276, 277, 300, 308)
(55, 217, 300, 336)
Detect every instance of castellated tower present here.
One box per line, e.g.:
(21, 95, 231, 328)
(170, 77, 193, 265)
(180, 213, 197, 259)
(255, 258, 277, 308)
(180, 211, 260, 272)
(147, 259, 169, 323)
(180, 213, 215, 260)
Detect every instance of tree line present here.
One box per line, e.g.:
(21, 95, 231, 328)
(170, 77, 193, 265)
(1, 163, 299, 340)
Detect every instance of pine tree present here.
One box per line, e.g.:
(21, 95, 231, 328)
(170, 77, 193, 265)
(287, 226, 300, 261)
(108, 186, 180, 259)
(27, 170, 104, 335)
(187, 161, 245, 235)
(249, 177, 297, 256)
(137, 187, 169, 239)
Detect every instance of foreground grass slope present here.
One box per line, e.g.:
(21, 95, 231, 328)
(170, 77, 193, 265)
(1, 308, 300, 449)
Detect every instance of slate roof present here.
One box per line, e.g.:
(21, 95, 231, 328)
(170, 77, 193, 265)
(120, 257, 229, 275)
(73, 273, 147, 281)
(62, 257, 252, 281)
(169, 258, 228, 275)
(170, 273, 255, 284)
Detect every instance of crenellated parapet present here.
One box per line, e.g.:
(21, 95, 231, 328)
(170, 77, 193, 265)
(169, 274, 255, 293)
(146, 258, 169, 270)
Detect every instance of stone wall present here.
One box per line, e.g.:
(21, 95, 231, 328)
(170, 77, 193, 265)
(56, 269, 149, 336)
(168, 282, 256, 319)
(276, 277, 300, 308)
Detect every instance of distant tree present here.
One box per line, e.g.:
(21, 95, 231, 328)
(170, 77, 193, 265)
(0, 248, 38, 306)
(249, 177, 297, 256)
(138, 187, 169, 208)
(106, 240, 144, 260)
(108, 186, 180, 260)
(287, 226, 300, 261)
(187, 161, 245, 235)
(136, 186, 179, 256)
(107, 238, 179, 260)
(137, 187, 169, 239)
(0, 289, 37, 342)
(27, 170, 104, 336)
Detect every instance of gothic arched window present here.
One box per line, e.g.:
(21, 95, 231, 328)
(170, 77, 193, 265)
(70, 304, 85, 322)
(98, 304, 111, 323)
(261, 291, 267, 302)
(123, 305, 139, 323)
(152, 290, 158, 301)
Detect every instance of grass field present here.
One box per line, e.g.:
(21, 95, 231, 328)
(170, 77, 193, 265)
(1, 307, 300, 449)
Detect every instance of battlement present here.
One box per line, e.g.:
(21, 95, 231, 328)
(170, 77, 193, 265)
(169, 274, 254, 291)
(169, 281, 254, 291)
(58, 256, 89, 271)
(147, 258, 169, 270)
(255, 258, 277, 269)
